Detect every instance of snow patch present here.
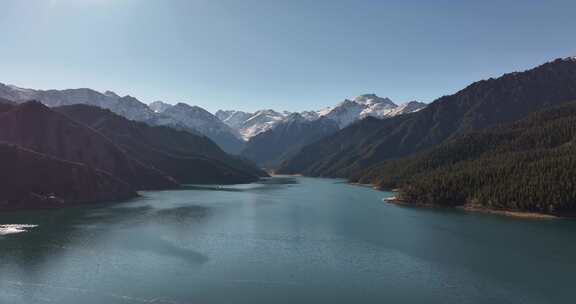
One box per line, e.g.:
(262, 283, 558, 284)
(0, 224, 38, 235)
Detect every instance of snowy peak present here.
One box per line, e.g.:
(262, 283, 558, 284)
(238, 109, 289, 140)
(360, 100, 426, 119)
(299, 111, 320, 121)
(216, 93, 426, 139)
(0, 83, 156, 121)
(217, 109, 294, 140)
(104, 90, 120, 98)
(168, 103, 213, 118)
(0, 82, 247, 153)
(284, 112, 307, 124)
(352, 94, 396, 107)
(318, 94, 398, 128)
(114, 96, 156, 121)
(0, 83, 34, 101)
(396, 101, 427, 113)
(320, 99, 366, 128)
(149, 101, 173, 113)
(216, 110, 253, 130)
(164, 103, 241, 137)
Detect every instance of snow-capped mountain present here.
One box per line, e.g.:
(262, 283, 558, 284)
(320, 94, 403, 128)
(0, 83, 156, 121)
(238, 109, 290, 140)
(217, 94, 426, 139)
(0, 82, 425, 153)
(376, 100, 426, 118)
(149, 100, 173, 113)
(215, 110, 254, 130)
(160, 103, 245, 153)
(216, 109, 292, 140)
(0, 83, 245, 153)
(162, 103, 237, 136)
(241, 114, 339, 168)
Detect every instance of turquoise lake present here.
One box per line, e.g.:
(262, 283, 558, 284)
(1, 176, 575, 303)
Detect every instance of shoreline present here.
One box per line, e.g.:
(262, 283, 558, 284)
(382, 195, 561, 219)
(458, 205, 560, 219)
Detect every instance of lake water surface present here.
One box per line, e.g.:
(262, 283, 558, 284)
(1, 176, 575, 303)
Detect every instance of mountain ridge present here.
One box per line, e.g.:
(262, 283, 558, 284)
(277, 58, 576, 177)
(216, 94, 425, 140)
(0, 101, 179, 190)
(0, 84, 245, 154)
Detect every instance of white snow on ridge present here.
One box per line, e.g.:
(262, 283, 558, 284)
(0, 82, 426, 144)
(239, 109, 288, 140)
(149, 100, 173, 113)
(0, 224, 38, 235)
(216, 94, 427, 140)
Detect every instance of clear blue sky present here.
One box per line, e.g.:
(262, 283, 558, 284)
(0, 0, 574, 112)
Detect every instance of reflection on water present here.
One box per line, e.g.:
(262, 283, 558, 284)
(0, 176, 575, 304)
(180, 176, 300, 192)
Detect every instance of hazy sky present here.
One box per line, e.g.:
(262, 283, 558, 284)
(0, 0, 574, 112)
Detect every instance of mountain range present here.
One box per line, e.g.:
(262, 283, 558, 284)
(216, 94, 426, 140)
(0, 100, 266, 210)
(0, 83, 424, 156)
(2, 56, 576, 214)
(277, 58, 576, 178)
(0, 84, 247, 154)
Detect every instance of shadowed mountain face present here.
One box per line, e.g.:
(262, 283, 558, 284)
(351, 102, 576, 215)
(0, 98, 14, 112)
(277, 58, 576, 177)
(241, 115, 339, 169)
(0, 143, 136, 210)
(0, 101, 178, 190)
(55, 104, 267, 184)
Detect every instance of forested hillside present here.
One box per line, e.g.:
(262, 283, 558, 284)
(351, 102, 576, 215)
